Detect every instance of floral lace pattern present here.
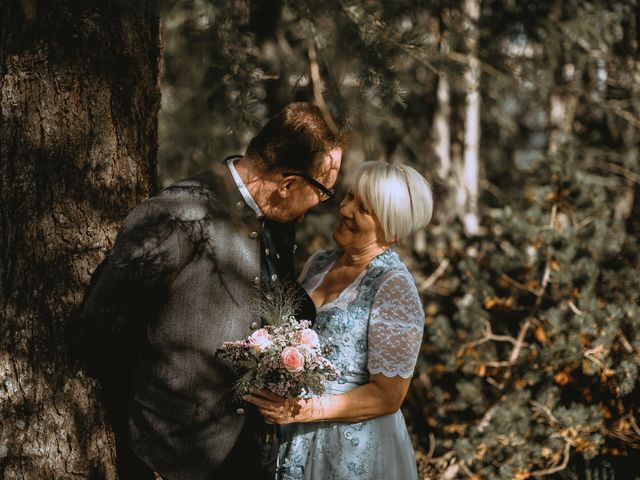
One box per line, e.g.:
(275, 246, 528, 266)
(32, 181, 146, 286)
(277, 248, 423, 480)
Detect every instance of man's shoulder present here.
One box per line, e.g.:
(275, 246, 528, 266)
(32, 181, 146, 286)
(123, 172, 221, 228)
(161, 170, 218, 194)
(158, 171, 219, 201)
(156, 165, 238, 213)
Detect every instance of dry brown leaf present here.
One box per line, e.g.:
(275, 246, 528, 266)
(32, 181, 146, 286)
(484, 297, 498, 309)
(554, 371, 571, 385)
(534, 325, 547, 343)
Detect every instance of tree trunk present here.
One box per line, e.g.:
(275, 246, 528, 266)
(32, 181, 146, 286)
(433, 15, 451, 181)
(433, 69, 452, 179)
(459, 0, 481, 235)
(415, 10, 452, 256)
(0, 1, 161, 478)
(548, 91, 577, 158)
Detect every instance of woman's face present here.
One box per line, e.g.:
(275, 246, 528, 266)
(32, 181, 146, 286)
(333, 191, 386, 251)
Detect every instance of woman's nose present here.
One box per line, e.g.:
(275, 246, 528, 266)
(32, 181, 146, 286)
(339, 198, 354, 216)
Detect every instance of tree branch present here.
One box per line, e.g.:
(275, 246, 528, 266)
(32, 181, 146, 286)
(418, 258, 450, 293)
(530, 400, 560, 426)
(488, 204, 558, 381)
(530, 440, 572, 477)
(619, 332, 634, 353)
(470, 319, 524, 347)
(500, 272, 539, 295)
(307, 44, 340, 135)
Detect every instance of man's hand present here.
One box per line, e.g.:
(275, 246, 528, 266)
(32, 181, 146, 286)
(243, 388, 303, 425)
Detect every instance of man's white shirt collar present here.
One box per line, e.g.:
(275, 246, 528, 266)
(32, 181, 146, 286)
(227, 157, 264, 218)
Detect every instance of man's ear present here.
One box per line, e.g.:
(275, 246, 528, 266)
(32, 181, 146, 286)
(277, 177, 295, 198)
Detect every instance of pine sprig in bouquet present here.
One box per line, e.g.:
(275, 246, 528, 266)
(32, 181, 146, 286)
(217, 282, 340, 398)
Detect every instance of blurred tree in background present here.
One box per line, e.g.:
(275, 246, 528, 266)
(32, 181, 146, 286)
(158, 0, 639, 478)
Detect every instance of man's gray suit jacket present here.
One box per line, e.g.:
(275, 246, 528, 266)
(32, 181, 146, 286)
(80, 160, 283, 479)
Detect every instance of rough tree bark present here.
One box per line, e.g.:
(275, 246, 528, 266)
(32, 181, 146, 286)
(0, 1, 161, 478)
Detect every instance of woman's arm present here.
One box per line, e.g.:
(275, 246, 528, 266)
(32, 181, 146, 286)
(245, 270, 424, 424)
(243, 373, 411, 424)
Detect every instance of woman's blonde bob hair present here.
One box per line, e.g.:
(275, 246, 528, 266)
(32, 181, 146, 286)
(346, 161, 434, 243)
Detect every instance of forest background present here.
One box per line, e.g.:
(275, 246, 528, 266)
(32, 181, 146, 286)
(1, 0, 639, 479)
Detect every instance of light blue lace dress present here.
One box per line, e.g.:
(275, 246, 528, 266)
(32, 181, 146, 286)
(277, 248, 424, 480)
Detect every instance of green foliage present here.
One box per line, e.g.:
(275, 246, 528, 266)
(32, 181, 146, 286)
(409, 1, 639, 476)
(157, 0, 640, 477)
(157, 0, 447, 184)
(158, 0, 265, 182)
(416, 164, 639, 476)
(416, 71, 639, 480)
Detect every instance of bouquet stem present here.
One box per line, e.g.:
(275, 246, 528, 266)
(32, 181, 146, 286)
(263, 422, 278, 444)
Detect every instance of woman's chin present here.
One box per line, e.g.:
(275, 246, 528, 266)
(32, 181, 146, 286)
(332, 229, 348, 248)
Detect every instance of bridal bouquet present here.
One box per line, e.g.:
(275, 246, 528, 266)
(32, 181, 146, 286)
(217, 283, 340, 398)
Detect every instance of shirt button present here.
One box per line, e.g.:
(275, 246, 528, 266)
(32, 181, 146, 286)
(250, 321, 260, 330)
(253, 276, 261, 285)
(236, 408, 245, 415)
(235, 201, 244, 210)
(271, 274, 278, 281)
(248, 231, 258, 239)
(265, 248, 270, 256)
(276, 253, 281, 260)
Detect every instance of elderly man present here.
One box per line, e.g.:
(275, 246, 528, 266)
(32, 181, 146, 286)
(80, 102, 343, 480)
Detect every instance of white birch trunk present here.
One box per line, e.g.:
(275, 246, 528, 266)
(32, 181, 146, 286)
(548, 92, 577, 156)
(415, 20, 452, 255)
(434, 35, 451, 180)
(460, 0, 481, 235)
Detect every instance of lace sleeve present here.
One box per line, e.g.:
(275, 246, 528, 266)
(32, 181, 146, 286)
(367, 271, 424, 378)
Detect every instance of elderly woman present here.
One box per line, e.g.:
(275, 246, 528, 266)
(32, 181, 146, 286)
(244, 161, 433, 480)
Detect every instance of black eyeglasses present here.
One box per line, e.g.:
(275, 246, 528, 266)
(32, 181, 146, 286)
(283, 172, 335, 202)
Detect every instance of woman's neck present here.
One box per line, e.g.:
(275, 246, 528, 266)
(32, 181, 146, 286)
(336, 244, 388, 270)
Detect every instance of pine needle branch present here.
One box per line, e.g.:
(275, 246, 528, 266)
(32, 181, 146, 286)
(530, 440, 572, 477)
(251, 280, 303, 328)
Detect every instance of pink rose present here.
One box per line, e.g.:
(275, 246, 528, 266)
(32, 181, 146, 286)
(299, 328, 320, 349)
(281, 346, 305, 372)
(248, 329, 272, 352)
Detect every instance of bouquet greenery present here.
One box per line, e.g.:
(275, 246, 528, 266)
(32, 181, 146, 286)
(217, 283, 340, 398)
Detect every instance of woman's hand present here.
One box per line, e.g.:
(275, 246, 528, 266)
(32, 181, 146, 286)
(243, 388, 304, 425)
(243, 373, 410, 425)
